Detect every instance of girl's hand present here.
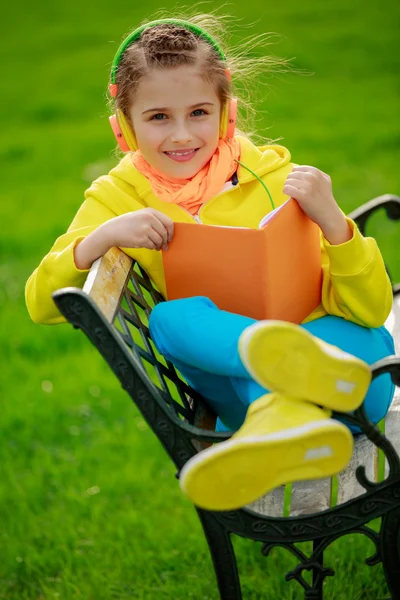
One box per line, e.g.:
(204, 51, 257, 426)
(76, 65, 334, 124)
(283, 166, 352, 244)
(74, 209, 174, 270)
(103, 208, 174, 251)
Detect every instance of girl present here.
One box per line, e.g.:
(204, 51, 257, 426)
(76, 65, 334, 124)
(25, 16, 395, 512)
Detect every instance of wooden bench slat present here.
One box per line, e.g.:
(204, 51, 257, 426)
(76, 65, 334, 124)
(385, 294, 400, 353)
(246, 485, 285, 517)
(290, 478, 332, 516)
(83, 247, 132, 322)
(337, 434, 378, 505)
(384, 389, 400, 477)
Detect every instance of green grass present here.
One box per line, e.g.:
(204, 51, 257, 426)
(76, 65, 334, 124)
(1, 0, 399, 597)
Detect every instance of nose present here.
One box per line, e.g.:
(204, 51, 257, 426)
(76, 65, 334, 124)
(170, 119, 193, 144)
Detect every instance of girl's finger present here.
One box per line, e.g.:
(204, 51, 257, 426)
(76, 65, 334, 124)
(284, 180, 305, 191)
(283, 185, 304, 200)
(285, 172, 308, 182)
(147, 230, 163, 250)
(283, 184, 303, 197)
(291, 165, 318, 173)
(154, 211, 175, 242)
(150, 217, 169, 246)
(143, 237, 157, 250)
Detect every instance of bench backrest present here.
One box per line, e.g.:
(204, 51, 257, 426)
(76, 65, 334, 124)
(80, 247, 225, 448)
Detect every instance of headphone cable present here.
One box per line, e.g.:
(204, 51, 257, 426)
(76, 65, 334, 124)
(234, 159, 275, 211)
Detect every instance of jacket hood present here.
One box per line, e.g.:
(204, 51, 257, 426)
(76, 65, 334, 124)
(235, 136, 291, 182)
(107, 135, 291, 197)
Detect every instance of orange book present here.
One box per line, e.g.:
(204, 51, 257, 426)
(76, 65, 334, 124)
(162, 198, 322, 323)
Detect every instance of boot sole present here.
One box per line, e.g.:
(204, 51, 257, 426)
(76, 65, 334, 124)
(239, 321, 371, 412)
(179, 419, 353, 511)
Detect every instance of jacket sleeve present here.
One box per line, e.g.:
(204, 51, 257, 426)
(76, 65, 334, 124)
(25, 194, 119, 325)
(25, 170, 150, 325)
(319, 216, 393, 328)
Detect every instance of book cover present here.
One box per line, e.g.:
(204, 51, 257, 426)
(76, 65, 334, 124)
(162, 198, 322, 323)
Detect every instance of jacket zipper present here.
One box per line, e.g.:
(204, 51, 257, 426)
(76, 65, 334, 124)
(180, 181, 239, 225)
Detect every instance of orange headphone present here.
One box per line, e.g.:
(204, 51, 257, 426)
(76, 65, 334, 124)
(108, 19, 237, 152)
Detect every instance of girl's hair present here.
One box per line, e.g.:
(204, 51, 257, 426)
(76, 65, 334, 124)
(111, 10, 295, 140)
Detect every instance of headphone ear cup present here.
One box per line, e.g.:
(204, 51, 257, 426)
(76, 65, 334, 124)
(109, 114, 131, 152)
(117, 109, 138, 151)
(220, 99, 237, 142)
(219, 100, 228, 139)
(109, 110, 138, 152)
(225, 98, 237, 143)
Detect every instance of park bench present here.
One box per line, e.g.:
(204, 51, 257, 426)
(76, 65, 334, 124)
(53, 194, 400, 600)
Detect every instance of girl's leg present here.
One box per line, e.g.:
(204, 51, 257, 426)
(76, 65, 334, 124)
(156, 300, 395, 511)
(234, 316, 395, 432)
(164, 358, 249, 431)
(149, 296, 263, 430)
(149, 297, 395, 432)
(179, 315, 396, 510)
(303, 316, 395, 432)
(233, 317, 395, 431)
(149, 296, 255, 378)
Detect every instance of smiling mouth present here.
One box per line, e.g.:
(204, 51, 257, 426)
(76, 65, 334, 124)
(163, 148, 200, 163)
(164, 148, 199, 156)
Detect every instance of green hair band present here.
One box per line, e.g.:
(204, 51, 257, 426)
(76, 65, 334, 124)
(110, 18, 227, 86)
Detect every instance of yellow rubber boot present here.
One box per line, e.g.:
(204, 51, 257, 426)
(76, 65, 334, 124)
(179, 394, 353, 511)
(238, 320, 371, 412)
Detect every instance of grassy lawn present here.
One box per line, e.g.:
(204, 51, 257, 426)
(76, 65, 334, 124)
(1, 0, 399, 598)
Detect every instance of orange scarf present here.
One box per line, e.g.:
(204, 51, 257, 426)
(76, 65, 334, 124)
(132, 138, 241, 215)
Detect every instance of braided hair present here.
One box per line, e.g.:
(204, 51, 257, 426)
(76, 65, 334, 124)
(114, 24, 230, 125)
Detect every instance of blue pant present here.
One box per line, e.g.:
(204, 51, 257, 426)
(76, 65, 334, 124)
(149, 297, 395, 434)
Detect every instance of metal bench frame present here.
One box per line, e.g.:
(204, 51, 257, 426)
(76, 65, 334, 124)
(53, 194, 400, 600)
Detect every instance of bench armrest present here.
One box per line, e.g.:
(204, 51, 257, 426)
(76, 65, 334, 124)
(348, 194, 400, 295)
(83, 247, 133, 322)
(347, 194, 400, 234)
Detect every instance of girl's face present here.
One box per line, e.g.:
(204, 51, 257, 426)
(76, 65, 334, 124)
(129, 65, 221, 179)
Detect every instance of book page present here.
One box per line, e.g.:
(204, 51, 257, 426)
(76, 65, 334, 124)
(258, 199, 290, 228)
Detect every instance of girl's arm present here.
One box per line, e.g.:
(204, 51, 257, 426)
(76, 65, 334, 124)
(25, 196, 118, 325)
(283, 166, 393, 328)
(319, 218, 393, 327)
(74, 209, 173, 270)
(26, 193, 174, 325)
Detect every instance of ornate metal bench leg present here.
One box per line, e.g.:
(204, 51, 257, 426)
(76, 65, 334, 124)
(381, 505, 400, 600)
(196, 509, 242, 600)
(310, 538, 324, 600)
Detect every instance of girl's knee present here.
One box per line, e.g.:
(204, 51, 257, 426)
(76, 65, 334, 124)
(150, 296, 215, 330)
(148, 302, 173, 354)
(303, 316, 394, 365)
(149, 300, 170, 331)
(149, 297, 216, 354)
(364, 376, 395, 425)
(338, 375, 395, 434)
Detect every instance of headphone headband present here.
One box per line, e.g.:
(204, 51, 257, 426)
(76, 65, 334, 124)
(108, 19, 236, 150)
(110, 19, 227, 87)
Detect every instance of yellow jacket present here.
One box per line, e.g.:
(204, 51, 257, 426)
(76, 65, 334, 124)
(26, 136, 392, 327)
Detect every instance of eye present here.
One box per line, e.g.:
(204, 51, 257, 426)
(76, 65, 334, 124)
(150, 113, 167, 121)
(192, 108, 207, 117)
